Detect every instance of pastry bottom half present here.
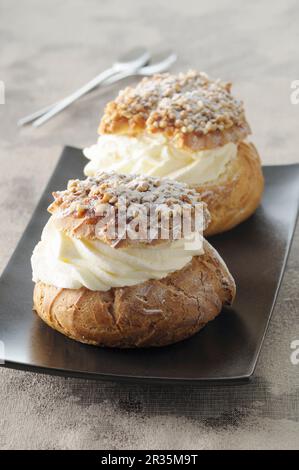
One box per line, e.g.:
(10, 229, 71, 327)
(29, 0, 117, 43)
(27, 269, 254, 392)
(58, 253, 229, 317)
(33, 242, 235, 348)
(200, 141, 264, 237)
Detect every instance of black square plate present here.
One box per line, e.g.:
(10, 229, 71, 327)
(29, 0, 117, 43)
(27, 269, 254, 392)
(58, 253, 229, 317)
(0, 147, 298, 384)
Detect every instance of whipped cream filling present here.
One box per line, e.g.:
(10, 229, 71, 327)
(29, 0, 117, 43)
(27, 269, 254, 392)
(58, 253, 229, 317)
(31, 217, 203, 292)
(83, 133, 237, 185)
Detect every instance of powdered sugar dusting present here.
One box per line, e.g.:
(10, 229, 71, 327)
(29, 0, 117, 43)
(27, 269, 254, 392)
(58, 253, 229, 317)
(100, 70, 249, 137)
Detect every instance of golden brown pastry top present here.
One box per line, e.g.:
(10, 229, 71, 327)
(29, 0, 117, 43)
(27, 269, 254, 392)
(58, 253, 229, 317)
(99, 70, 251, 151)
(48, 171, 210, 247)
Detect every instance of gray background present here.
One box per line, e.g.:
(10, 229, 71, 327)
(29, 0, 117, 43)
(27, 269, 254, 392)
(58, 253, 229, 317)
(0, 0, 299, 449)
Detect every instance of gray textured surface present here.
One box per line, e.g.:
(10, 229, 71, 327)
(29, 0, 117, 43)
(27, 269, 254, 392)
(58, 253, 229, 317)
(0, 0, 299, 450)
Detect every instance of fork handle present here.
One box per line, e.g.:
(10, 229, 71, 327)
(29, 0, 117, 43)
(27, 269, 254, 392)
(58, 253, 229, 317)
(17, 69, 139, 127)
(32, 67, 118, 127)
(18, 102, 60, 126)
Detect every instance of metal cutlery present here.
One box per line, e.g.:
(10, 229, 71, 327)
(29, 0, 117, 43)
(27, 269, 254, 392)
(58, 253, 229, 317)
(18, 47, 150, 127)
(18, 49, 176, 128)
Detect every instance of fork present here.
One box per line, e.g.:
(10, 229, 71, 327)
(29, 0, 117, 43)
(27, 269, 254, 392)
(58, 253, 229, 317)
(18, 47, 150, 127)
(18, 50, 176, 128)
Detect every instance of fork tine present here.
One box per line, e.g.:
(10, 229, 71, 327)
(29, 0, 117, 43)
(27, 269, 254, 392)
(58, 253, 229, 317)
(17, 51, 177, 127)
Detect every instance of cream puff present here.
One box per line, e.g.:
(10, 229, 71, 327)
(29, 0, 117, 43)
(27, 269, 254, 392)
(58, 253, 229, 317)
(84, 70, 264, 236)
(32, 171, 236, 347)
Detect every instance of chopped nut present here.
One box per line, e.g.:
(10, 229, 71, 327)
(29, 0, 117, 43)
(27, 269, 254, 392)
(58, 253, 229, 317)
(99, 70, 248, 141)
(48, 170, 208, 243)
(102, 193, 112, 203)
(76, 204, 86, 217)
(136, 182, 150, 192)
